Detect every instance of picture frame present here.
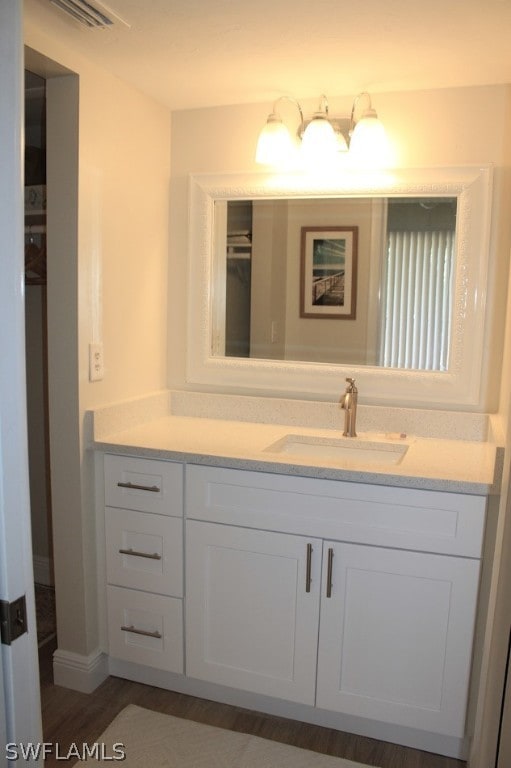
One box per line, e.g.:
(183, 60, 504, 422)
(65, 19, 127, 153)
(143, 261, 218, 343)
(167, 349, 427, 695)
(300, 226, 358, 319)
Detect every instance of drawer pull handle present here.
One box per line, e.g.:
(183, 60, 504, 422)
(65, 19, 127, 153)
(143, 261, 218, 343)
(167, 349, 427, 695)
(117, 481, 160, 493)
(326, 547, 334, 598)
(121, 624, 162, 639)
(305, 543, 313, 593)
(118, 548, 162, 561)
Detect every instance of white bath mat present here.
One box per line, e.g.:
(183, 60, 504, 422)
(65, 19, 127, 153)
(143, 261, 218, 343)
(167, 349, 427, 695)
(84, 704, 379, 767)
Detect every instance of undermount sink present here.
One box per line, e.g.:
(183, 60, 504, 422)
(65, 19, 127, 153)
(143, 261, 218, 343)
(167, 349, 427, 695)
(264, 434, 408, 466)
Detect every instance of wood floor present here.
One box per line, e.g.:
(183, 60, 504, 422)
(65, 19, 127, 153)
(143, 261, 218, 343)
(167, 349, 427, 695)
(39, 639, 466, 768)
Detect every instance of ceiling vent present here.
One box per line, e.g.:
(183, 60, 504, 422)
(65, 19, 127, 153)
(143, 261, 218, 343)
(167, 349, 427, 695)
(49, 0, 130, 29)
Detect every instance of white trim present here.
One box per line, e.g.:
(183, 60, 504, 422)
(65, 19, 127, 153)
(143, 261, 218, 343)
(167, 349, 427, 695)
(53, 648, 109, 693)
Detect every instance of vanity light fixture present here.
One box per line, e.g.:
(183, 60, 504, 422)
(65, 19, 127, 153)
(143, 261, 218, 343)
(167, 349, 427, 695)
(255, 91, 388, 168)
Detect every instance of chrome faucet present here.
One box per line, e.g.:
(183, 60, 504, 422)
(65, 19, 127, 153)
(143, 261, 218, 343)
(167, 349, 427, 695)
(340, 377, 358, 437)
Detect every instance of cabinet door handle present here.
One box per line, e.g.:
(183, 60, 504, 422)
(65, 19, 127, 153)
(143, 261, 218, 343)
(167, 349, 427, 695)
(117, 481, 160, 493)
(305, 543, 313, 593)
(326, 547, 334, 598)
(120, 624, 162, 639)
(118, 548, 162, 561)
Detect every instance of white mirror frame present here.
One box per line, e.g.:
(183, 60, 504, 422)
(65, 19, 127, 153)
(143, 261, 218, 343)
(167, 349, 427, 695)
(187, 166, 492, 409)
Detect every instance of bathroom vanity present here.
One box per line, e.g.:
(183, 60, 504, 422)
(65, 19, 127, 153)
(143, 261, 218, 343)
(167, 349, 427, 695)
(73, 158, 502, 761)
(92, 391, 500, 760)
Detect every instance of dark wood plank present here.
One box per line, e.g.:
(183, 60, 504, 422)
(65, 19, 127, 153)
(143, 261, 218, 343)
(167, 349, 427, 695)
(38, 640, 466, 768)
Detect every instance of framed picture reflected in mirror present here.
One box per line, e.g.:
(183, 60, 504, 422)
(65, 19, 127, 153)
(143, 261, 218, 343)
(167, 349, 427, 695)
(300, 225, 358, 319)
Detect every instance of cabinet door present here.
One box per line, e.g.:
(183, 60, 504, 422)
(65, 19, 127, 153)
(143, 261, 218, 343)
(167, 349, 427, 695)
(186, 520, 321, 704)
(316, 542, 480, 737)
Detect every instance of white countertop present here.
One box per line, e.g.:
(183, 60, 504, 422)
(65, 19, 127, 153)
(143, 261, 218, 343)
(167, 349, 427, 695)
(90, 396, 502, 495)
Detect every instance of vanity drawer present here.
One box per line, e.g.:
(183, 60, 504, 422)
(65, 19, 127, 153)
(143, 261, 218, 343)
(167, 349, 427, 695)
(107, 585, 183, 673)
(105, 454, 183, 516)
(185, 465, 486, 557)
(105, 507, 183, 596)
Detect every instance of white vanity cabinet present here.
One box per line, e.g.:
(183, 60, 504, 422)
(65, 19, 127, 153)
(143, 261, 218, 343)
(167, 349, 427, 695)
(99, 453, 487, 758)
(103, 454, 184, 673)
(185, 465, 486, 743)
(315, 541, 480, 737)
(185, 520, 322, 704)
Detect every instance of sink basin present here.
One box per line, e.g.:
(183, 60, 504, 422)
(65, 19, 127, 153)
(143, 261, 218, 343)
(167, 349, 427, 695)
(264, 434, 408, 466)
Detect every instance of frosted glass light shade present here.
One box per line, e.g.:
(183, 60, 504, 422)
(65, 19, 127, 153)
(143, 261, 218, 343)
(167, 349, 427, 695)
(255, 115, 296, 166)
(349, 109, 390, 167)
(301, 114, 339, 164)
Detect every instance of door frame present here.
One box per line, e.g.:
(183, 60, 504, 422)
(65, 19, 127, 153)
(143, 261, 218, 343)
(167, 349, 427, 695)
(0, 0, 43, 758)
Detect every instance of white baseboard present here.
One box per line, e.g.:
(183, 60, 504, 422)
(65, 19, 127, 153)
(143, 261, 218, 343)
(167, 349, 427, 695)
(53, 648, 109, 693)
(33, 555, 54, 586)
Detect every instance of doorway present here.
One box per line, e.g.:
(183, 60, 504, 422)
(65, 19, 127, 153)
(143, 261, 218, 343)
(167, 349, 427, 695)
(23, 47, 82, 683)
(24, 69, 57, 648)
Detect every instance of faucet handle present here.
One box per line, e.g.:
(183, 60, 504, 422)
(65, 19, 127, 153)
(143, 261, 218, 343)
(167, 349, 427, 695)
(345, 377, 357, 390)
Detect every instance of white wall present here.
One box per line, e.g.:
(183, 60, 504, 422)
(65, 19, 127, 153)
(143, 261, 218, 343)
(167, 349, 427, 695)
(23, 24, 171, 666)
(169, 85, 511, 412)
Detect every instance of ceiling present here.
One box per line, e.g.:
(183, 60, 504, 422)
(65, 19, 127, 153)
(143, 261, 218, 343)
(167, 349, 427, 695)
(23, 0, 511, 112)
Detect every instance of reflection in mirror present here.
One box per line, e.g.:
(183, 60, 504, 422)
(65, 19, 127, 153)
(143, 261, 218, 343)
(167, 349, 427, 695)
(220, 196, 456, 371)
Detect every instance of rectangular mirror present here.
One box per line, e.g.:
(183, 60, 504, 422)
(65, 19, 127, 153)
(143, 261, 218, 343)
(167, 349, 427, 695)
(219, 196, 457, 371)
(187, 167, 492, 408)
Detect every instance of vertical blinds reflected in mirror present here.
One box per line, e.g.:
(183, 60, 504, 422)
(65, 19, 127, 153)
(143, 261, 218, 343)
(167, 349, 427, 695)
(380, 199, 456, 371)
